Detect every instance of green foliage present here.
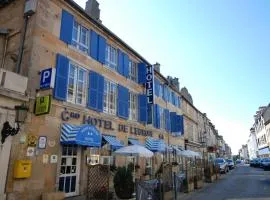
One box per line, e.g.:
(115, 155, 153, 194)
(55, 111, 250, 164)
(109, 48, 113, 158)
(113, 166, 134, 199)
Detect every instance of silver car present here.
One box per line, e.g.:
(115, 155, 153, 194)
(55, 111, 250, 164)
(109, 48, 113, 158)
(215, 158, 229, 173)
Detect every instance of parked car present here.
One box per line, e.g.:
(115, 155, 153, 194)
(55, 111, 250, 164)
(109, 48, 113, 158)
(226, 159, 235, 169)
(253, 158, 261, 167)
(261, 158, 270, 170)
(260, 158, 269, 168)
(250, 159, 256, 167)
(215, 158, 229, 173)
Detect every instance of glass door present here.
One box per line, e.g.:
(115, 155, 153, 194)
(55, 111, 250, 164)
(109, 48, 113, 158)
(58, 145, 81, 197)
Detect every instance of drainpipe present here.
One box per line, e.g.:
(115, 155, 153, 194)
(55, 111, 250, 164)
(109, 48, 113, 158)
(0, 29, 9, 69)
(15, 16, 29, 74)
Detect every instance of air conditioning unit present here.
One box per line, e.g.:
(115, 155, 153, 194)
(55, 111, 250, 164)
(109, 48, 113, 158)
(100, 156, 112, 165)
(86, 155, 99, 165)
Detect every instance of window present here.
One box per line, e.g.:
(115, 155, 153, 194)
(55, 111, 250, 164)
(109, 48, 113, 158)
(67, 63, 87, 105)
(72, 21, 89, 53)
(129, 60, 138, 82)
(159, 84, 163, 98)
(129, 92, 137, 120)
(103, 79, 117, 115)
(105, 44, 118, 70)
(160, 107, 165, 130)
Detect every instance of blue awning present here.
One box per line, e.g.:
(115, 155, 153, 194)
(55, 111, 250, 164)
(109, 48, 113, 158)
(102, 135, 124, 150)
(145, 137, 165, 152)
(60, 124, 101, 147)
(128, 138, 143, 146)
(258, 146, 270, 156)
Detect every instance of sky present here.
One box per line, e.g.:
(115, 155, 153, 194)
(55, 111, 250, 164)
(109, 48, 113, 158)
(75, 0, 270, 154)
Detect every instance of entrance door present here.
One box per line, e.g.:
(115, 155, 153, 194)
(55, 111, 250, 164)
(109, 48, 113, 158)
(58, 145, 81, 197)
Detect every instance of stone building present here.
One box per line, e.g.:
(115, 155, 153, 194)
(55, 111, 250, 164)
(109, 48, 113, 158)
(0, 0, 185, 199)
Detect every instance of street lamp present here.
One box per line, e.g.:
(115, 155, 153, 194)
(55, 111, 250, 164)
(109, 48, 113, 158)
(1, 105, 28, 144)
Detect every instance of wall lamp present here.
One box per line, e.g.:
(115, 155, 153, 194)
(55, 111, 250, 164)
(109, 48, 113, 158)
(1, 105, 28, 144)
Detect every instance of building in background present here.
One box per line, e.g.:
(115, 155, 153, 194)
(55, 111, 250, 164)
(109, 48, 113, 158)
(239, 144, 249, 160)
(247, 127, 258, 159)
(253, 104, 270, 158)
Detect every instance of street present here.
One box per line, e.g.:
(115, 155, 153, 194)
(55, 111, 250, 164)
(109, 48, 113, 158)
(181, 165, 270, 200)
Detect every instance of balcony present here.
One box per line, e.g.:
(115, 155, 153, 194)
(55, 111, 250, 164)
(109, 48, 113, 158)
(0, 68, 28, 101)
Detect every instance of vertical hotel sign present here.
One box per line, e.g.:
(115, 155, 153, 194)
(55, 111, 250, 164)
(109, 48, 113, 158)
(146, 65, 154, 124)
(146, 65, 154, 104)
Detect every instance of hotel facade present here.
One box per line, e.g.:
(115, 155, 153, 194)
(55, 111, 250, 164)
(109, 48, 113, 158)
(0, 0, 186, 199)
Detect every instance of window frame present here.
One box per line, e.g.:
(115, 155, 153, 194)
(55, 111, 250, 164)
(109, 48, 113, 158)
(72, 21, 89, 53)
(129, 60, 138, 82)
(129, 92, 138, 121)
(67, 62, 87, 106)
(103, 79, 117, 115)
(105, 44, 118, 70)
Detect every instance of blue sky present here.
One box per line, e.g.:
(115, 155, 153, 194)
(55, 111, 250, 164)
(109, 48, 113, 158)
(75, 0, 270, 154)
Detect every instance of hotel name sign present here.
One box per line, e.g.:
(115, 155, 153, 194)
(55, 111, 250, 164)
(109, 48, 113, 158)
(61, 108, 152, 137)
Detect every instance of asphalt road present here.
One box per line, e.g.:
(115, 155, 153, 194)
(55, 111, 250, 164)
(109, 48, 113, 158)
(181, 165, 270, 200)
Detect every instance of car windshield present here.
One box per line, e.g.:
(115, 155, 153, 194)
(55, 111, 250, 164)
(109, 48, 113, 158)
(215, 159, 224, 163)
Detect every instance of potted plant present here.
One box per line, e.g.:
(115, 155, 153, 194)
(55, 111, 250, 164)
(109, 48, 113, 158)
(113, 166, 134, 199)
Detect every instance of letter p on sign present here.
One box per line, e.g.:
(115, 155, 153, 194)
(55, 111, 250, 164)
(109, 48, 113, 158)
(40, 68, 56, 90)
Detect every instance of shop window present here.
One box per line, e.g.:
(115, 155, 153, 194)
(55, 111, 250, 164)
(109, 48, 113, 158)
(129, 60, 138, 82)
(103, 79, 117, 115)
(105, 44, 118, 70)
(67, 63, 87, 106)
(59, 145, 80, 197)
(72, 21, 89, 53)
(129, 92, 137, 120)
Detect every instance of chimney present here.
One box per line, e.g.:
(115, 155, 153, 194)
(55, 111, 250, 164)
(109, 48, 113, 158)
(153, 62, 160, 73)
(85, 0, 101, 23)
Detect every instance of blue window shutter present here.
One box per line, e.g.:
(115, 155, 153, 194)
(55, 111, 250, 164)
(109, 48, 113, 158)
(138, 94, 147, 123)
(154, 104, 160, 129)
(117, 85, 129, 119)
(162, 85, 167, 101)
(172, 92, 175, 105)
(54, 54, 69, 101)
(123, 53, 129, 78)
(90, 30, 98, 60)
(88, 71, 104, 112)
(154, 78, 160, 97)
(175, 115, 184, 135)
(117, 49, 124, 76)
(178, 96, 181, 108)
(97, 74, 104, 111)
(170, 112, 177, 133)
(98, 35, 106, 64)
(165, 109, 171, 132)
(60, 10, 73, 44)
(138, 63, 146, 84)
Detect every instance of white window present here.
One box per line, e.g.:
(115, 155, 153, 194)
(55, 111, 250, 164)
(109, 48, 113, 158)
(105, 44, 118, 70)
(160, 107, 166, 130)
(129, 60, 138, 82)
(72, 21, 89, 53)
(103, 79, 117, 115)
(129, 92, 137, 120)
(159, 84, 163, 98)
(67, 63, 87, 106)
